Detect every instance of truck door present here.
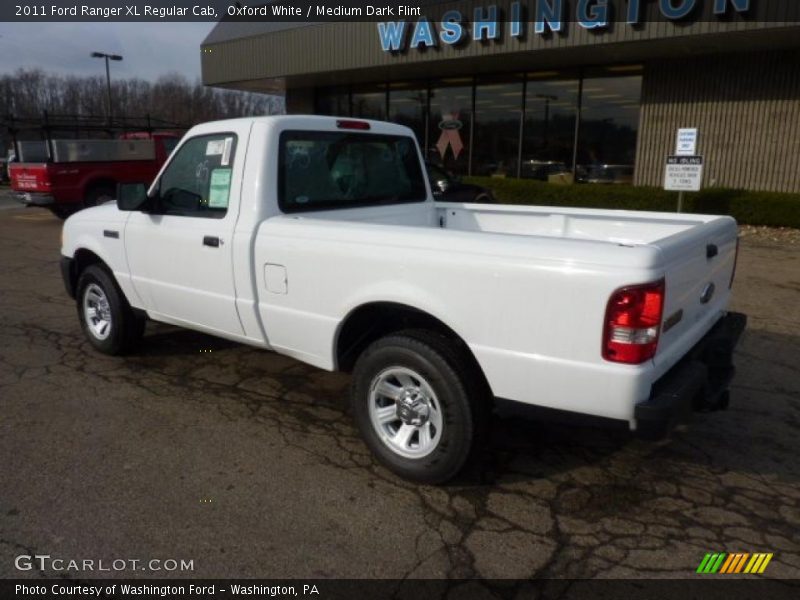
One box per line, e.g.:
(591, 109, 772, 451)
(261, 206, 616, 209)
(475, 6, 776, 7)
(124, 128, 247, 337)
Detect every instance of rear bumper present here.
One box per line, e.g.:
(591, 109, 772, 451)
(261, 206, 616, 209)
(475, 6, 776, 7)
(16, 192, 55, 206)
(635, 311, 747, 439)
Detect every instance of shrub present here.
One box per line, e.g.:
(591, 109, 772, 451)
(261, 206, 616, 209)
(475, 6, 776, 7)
(464, 177, 800, 229)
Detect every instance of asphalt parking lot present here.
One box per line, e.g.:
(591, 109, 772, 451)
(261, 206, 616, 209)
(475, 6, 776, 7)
(1, 189, 798, 581)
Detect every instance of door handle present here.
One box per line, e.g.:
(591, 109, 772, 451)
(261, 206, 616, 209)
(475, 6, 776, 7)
(203, 236, 220, 248)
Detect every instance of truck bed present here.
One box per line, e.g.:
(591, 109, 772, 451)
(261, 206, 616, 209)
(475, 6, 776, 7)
(302, 198, 726, 248)
(437, 203, 716, 246)
(263, 199, 737, 415)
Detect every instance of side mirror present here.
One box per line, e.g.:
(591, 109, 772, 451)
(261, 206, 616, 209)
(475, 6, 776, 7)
(117, 182, 149, 211)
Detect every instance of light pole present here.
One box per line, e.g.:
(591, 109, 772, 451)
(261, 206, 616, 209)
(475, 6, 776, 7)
(91, 52, 123, 125)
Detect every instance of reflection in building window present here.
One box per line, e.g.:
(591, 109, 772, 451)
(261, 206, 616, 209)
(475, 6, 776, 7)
(352, 84, 387, 120)
(522, 76, 579, 182)
(388, 84, 427, 149)
(428, 83, 472, 175)
(473, 80, 523, 177)
(577, 73, 642, 184)
(315, 87, 350, 116)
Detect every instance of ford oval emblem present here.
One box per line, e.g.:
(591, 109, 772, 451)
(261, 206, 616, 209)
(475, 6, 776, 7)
(700, 282, 716, 304)
(439, 119, 463, 131)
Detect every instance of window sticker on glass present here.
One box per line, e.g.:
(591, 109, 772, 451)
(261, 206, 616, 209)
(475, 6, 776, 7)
(206, 139, 225, 156)
(221, 137, 233, 166)
(208, 168, 232, 208)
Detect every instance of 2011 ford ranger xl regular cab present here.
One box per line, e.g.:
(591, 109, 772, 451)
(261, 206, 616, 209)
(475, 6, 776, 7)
(60, 116, 746, 483)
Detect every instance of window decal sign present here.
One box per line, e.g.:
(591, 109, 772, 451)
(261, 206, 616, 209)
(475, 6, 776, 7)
(436, 113, 464, 160)
(209, 168, 232, 208)
(206, 139, 224, 156)
(221, 137, 233, 166)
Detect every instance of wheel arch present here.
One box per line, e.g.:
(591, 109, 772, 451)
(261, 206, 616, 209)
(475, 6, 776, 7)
(82, 176, 117, 202)
(334, 301, 493, 396)
(68, 245, 135, 303)
(474, 190, 495, 204)
(70, 248, 107, 291)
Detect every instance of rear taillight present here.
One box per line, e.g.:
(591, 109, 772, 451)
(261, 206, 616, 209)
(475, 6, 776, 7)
(602, 279, 665, 365)
(729, 237, 740, 289)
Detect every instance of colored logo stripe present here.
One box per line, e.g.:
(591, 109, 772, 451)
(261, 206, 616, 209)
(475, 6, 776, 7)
(697, 552, 773, 574)
(697, 553, 726, 573)
(720, 553, 749, 573)
(744, 553, 774, 574)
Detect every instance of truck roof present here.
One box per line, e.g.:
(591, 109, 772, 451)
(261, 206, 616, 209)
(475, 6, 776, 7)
(187, 115, 415, 138)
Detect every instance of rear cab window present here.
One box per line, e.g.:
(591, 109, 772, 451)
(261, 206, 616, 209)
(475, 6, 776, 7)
(278, 130, 426, 213)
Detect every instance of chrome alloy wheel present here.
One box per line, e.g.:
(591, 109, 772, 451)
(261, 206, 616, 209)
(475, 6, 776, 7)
(83, 283, 112, 341)
(368, 367, 443, 459)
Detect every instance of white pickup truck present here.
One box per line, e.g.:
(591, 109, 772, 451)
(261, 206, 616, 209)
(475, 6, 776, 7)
(60, 116, 746, 483)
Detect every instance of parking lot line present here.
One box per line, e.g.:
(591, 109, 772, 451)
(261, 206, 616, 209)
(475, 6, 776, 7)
(13, 213, 55, 221)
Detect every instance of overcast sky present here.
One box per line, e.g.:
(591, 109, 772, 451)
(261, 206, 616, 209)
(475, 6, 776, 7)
(0, 22, 215, 81)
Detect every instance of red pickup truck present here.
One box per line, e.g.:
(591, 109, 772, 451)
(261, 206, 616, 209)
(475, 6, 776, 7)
(10, 132, 179, 218)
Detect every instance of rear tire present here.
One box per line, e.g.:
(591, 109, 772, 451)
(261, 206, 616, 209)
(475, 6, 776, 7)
(76, 264, 145, 355)
(84, 183, 115, 208)
(473, 192, 495, 204)
(350, 329, 489, 484)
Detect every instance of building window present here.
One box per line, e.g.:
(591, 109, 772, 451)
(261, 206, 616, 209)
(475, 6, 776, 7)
(576, 69, 643, 184)
(313, 65, 642, 185)
(522, 75, 580, 181)
(351, 84, 387, 120)
(472, 79, 524, 177)
(315, 86, 350, 117)
(428, 81, 473, 175)
(388, 84, 427, 150)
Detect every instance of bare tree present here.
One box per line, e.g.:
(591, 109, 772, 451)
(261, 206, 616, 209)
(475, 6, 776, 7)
(1, 68, 285, 149)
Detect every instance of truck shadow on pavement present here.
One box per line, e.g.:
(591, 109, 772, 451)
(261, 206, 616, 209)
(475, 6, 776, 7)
(133, 323, 800, 491)
(137, 324, 242, 356)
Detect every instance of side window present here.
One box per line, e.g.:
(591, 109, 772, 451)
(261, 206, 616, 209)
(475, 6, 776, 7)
(157, 133, 237, 219)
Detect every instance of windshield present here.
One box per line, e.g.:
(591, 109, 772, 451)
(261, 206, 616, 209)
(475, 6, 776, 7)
(279, 130, 426, 213)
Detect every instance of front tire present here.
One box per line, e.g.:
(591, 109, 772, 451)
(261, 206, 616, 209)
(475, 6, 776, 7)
(77, 265, 145, 355)
(350, 330, 488, 484)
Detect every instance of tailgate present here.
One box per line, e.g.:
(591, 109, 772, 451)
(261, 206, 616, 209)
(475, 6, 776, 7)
(10, 163, 52, 193)
(654, 216, 739, 369)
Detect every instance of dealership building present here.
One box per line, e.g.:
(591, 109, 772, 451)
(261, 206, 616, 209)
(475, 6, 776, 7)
(202, 1, 800, 192)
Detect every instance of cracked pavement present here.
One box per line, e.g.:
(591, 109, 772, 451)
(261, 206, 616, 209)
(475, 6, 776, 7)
(0, 198, 798, 581)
